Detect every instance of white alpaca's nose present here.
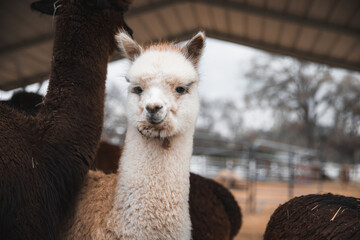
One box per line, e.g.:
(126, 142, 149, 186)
(146, 104, 163, 114)
(145, 103, 165, 124)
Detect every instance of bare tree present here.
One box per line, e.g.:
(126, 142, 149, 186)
(245, 54, 333, 147)
(197, 98, 216, 132)
(197, 98, 243, 138)
(331, 75, 360, 136)
(327, 74, 360, 162)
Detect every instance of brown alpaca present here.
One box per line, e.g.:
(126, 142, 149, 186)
(94, 141, 122, 173)
(0, 91, 43, 116)
(0, 0, 131, 239)
(264, 193, 360, 240)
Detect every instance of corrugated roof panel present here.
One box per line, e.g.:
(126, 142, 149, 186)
(311, 31, 338, 56)
(150, 9, 174, 37)
(22, 50, 50, 70)
(16, 57, 45, 74)
(21, 51, 48, 74)
(36, 41, 53, 63)
(348, 9, 360, 30)
(130, 0, 148, 9)
(228, 10, 246, 37)
(247, 14, 262, 41)
(347, 44, 360, 62)
(248, 0, 265, 8)
(296, 26, 318, 51)
(141, 12, 168, 40)
(17, 5, 52, 34)
(193, 3, 213, 30)
(0, 65, 14, 80)
(155, 7, 183, 37)
(125, 17, 152, 43)
(1, 56, 39, 81)
(263, 18, 281, 45)
(287, 0, 313, 16)
(0, 1, 52, 47)
(307, 0, 338, 21)
(0, 57, 16, 80)
(279, 22, 299, 48)
(328, 0, 359, 25)
(0, 40, 50, 79)
(174, 2, 198, 31)
(1, 13, 38, 45)
(209, 5, 228, 33)
(231, 0, 247, 4)
(330, 35, 357, 58)
(267, 0, 290, 12)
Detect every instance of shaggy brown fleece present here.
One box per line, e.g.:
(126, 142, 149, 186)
(0, 0, 131, 239)
(190, 173, 242, 240)
(93, 141, 122, 174)
(61, 170, 118, 239)
(264, 193, 360, 240)
(0, 91, 43, 116)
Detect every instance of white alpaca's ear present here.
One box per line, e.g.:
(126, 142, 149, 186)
(182, 31, 206, 66)
(116, 31, 142, 61)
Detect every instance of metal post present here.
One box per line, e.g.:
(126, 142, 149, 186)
(288, 151, 295, 199)
(317, 151, 323, 193)
(246, 146, 252, 213)
(248, 146, 257, 213)
(246, 145, 257, 213)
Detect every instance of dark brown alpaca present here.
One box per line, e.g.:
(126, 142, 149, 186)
(1, 91, 43, 116)
(189, 173, 242, 240)
(0, 0, 131, 239)
(264, 193, 360, 240)
(94, 141, 122, 174)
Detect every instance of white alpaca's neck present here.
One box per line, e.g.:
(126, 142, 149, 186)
(111, 126, 194, 240)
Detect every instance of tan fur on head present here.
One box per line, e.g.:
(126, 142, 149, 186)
(116, 30, 205, 67)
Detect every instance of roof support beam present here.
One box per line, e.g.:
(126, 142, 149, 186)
(142, 28, 360, 72)
(207, 29, 360, 72)
(0, 33, 53, 57)
(0, 72, 49, 91)
(127, 0, 360, 38)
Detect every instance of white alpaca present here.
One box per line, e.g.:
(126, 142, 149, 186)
(61, 31, 205, 240)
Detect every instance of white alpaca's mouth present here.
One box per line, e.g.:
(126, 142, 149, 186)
(136, 117, 174, 139)
(146, 112, 166, 125)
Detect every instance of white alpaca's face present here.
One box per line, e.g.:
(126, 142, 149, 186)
(116, 31, 205, 138)
(126, 50, 200, 138)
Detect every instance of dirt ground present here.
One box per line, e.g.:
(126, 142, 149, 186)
(231, 181, 360, 240)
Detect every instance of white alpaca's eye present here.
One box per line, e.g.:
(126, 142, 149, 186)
(131, 86, 143, 95)
(176, 86, 187, 94)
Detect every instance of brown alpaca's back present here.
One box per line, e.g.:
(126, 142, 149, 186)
(61, 171, 118, 239)
(94, 141, 122, 174)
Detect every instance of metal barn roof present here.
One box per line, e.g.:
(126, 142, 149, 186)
(1, 0, 359, 91)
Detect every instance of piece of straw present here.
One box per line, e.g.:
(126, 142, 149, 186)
(330, 207, 342, 221)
